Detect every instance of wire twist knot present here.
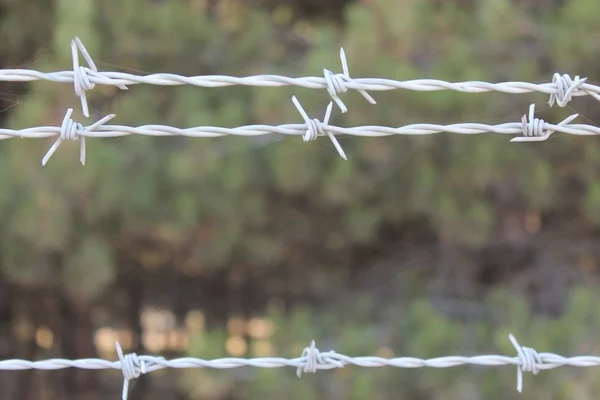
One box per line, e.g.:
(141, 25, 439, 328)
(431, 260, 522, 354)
(59, 110, 83, 142)
(42, 108, 116, 166)
(71, 37, 128, 117)
(116, 342, 165, 400)
(117, 342, 146, 400)
(71, 37, 98, 118)
(522, 111, 546, 138)
(549, 73, 587, 107)
(292, 95, 347, 160)
(510, 103, 578, 143)
(509, 334, 542, 393)
(324, 48, 376, 113)
(324, 70, 350, 109)
(297, 340, 343, 377)
(303, 117, 328, 141)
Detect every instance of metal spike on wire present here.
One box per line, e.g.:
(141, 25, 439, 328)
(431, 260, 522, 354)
(292, 95, 347, 160)
(41, 108, 116, 166)
(510, 104, 579, 142)
(70, 37, 128, 118)
(1, 334, 600, 398)
(323, 48, 376, 113)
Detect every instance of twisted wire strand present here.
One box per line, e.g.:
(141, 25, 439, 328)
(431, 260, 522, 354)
(6, 352, 600, 370)
(2, 335, 600, 399)
(0, 101, 594, 164)
(5, 68, 599, 102)
(10, 120, 600, 140)
(2, 37, 599, 117)
(3, 351, 599, 371)
(6, 69, 598, 96)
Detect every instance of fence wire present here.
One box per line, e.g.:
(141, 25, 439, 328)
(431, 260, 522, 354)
(0, 100, 593, 165)
(1, 37, 599, 118)
(1, 37, 599, 164)
(2, 37, 599, 398)
(2, 37, 599, 164)
(1, 335, 598, 399)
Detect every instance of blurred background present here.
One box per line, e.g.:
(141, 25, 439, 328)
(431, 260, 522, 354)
(1, 0, 600, 398)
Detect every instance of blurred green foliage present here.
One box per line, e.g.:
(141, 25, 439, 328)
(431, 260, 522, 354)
(4, 0, 600, 290)
(1, 0, 600, 398)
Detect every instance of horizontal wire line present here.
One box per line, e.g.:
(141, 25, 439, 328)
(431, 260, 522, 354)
(3, 121, 600, 140)
(2, 37, 599, 120)
(3, 101, 595, 166)
(3, 353, 600, 371)
(3, 68, 600, 97)
(0, 335, 597, 398)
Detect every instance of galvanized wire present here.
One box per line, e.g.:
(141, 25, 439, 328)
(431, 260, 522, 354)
(0, 100, 592, 165)
(1, 37, 599, 117)
(1, 335, 598, 399)
(2, 37, 599, 400)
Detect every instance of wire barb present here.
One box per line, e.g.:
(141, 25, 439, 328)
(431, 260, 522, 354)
(510, 103, 579, 143)
(116, 342, 164, 400)
(297, 340, 344, 378)
(292, 96, 347, 160)
(71, 37, 97, 118)
(548, 74, 587, 107)
(42, 108, 116, 166)
(324, 48, 376, 113)
(117, 342, 146, 400)
(71, 37, 128, 117)
(509, 334, 542, 393)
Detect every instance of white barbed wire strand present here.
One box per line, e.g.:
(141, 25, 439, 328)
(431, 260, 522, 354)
(1, 334, 600, 399)
(1, 38, 599, 116)
(0, 101, 595, 164)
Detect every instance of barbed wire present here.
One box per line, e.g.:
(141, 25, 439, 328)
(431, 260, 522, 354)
(2, 334, 599, 399)
(1, 37, 599, 117)
(2, 36, 599, 399)
(0, 98, 594, 165)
